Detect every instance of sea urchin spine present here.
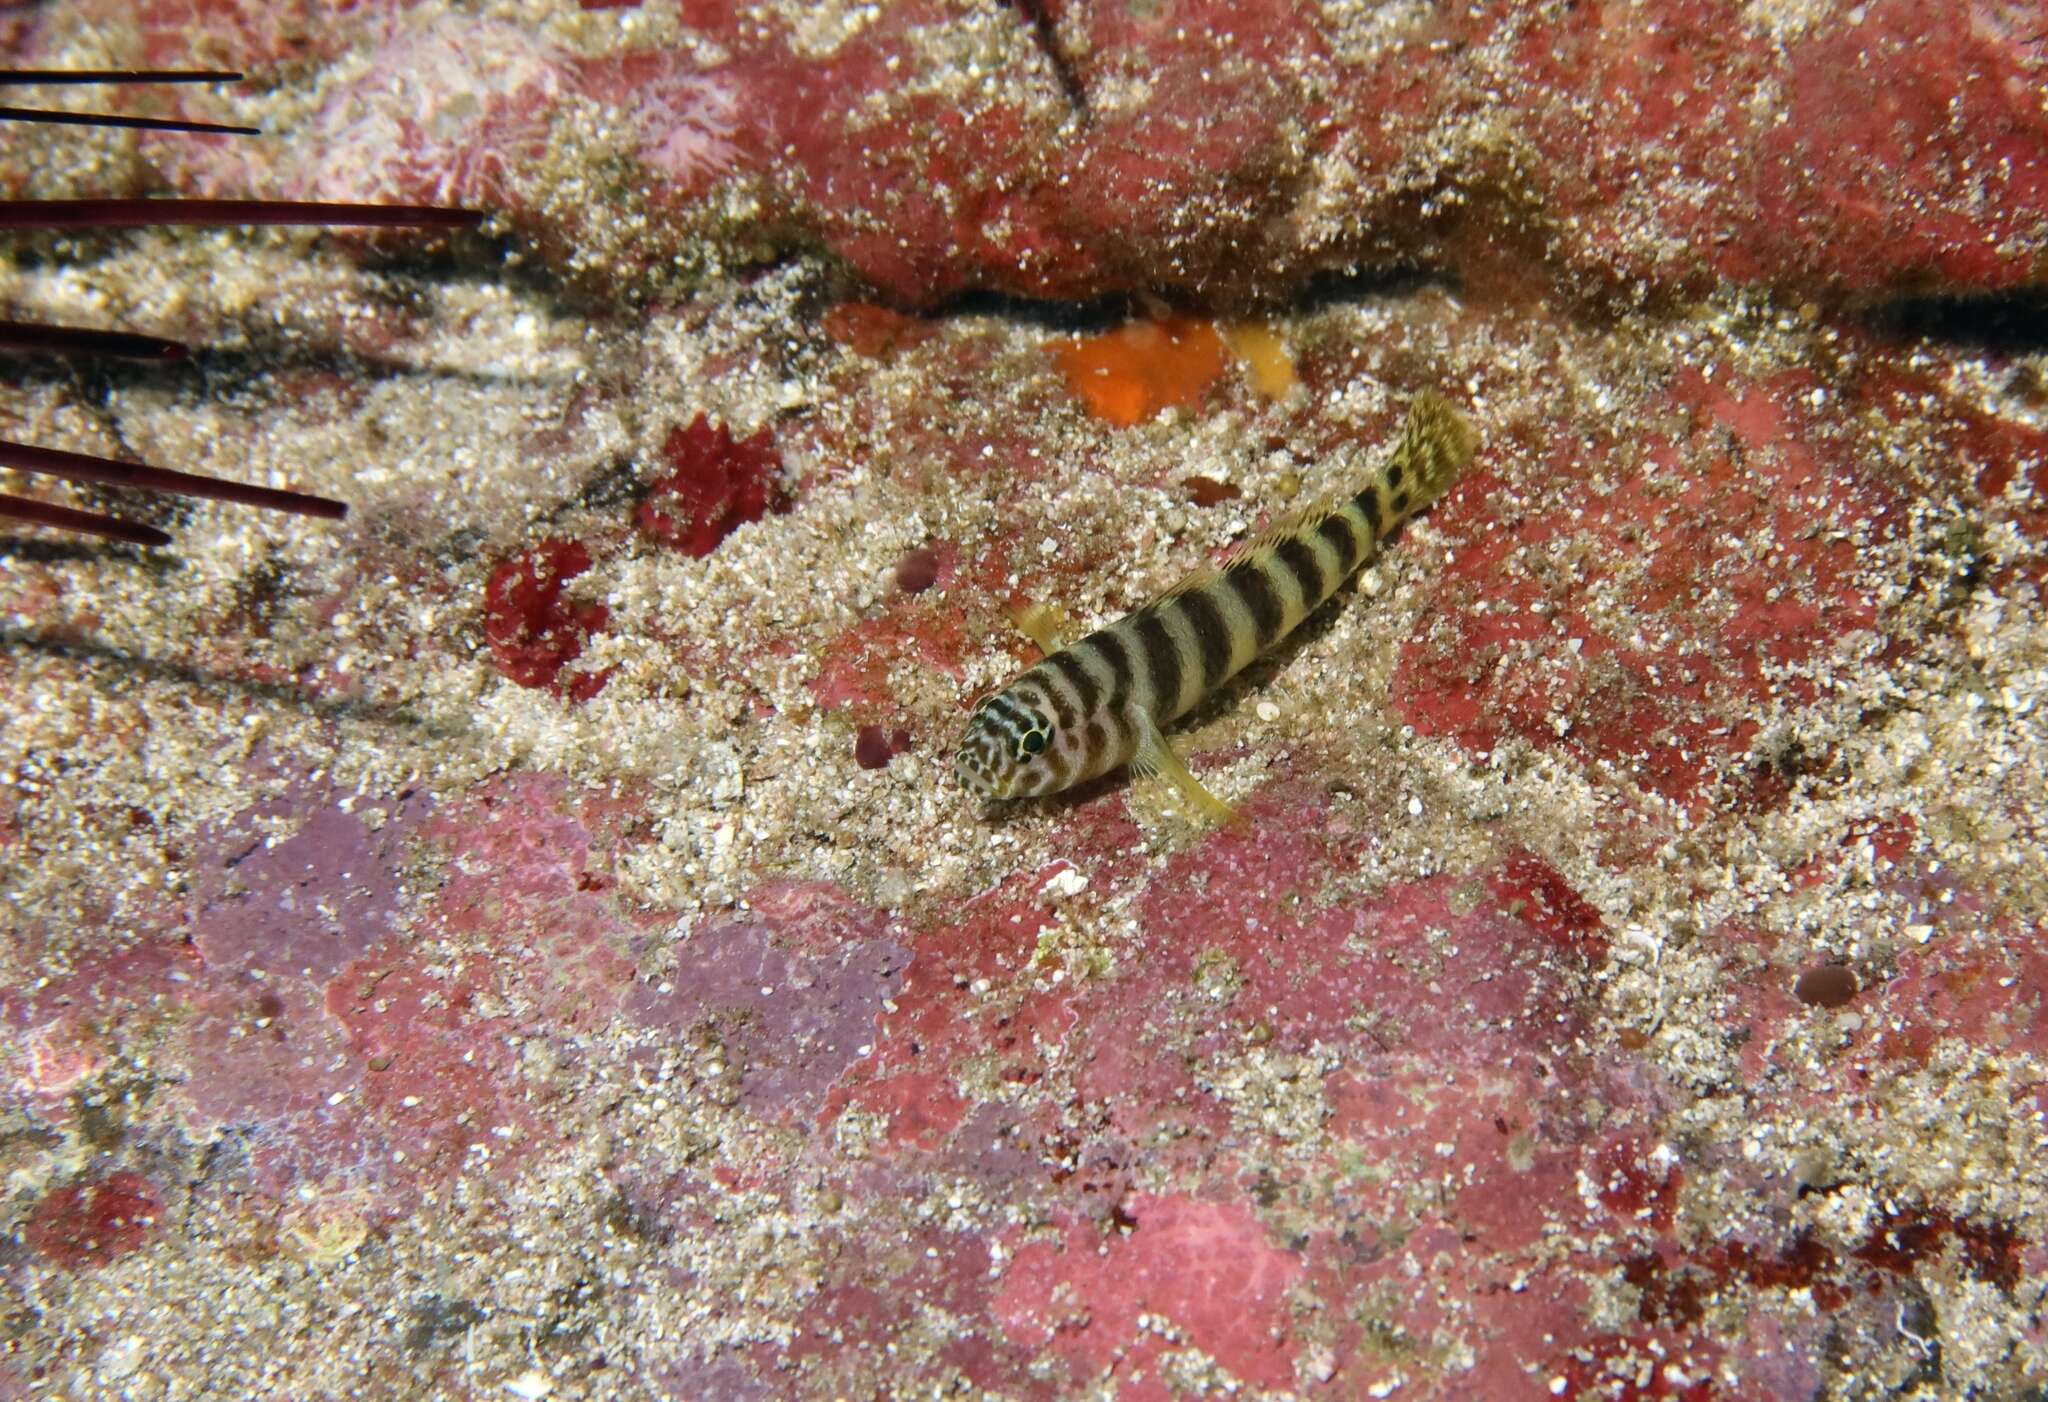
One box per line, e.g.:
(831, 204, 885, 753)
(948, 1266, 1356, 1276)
(0, 68, 482, 547)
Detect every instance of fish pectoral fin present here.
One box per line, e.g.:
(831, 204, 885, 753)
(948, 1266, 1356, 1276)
(1130, 711, 1238, 827)
(1009, 600, 1072, 655)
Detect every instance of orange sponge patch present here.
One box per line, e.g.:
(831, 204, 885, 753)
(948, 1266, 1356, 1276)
(1219, 321, 1298, 399)
(1051, 316, 1230, 427)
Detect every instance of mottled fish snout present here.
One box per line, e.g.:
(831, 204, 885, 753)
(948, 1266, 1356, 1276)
(954, 736, 999, 797)
(956, 712, 1029, 798)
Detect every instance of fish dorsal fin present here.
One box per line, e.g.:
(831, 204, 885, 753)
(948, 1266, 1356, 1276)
(1145, 498, 1340, 606)
(1147, 559, 1221, 605)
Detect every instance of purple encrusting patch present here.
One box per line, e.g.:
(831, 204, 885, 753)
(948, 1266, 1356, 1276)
(651, 1348, 780, 1402)
(192, 792, 430, 982)
(627, 920, 909, 1122)
(173, 980, 366, 1200)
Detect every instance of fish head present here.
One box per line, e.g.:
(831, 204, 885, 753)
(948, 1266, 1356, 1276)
(955, 686, 1062, 800)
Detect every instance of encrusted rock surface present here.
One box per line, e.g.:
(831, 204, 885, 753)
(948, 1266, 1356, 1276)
(2, 2, 2046, 1398)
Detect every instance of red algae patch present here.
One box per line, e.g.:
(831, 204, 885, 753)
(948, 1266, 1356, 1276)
(853, 725, 911, 769)
(1592, 1134, 1686, 1232)
(1181, 473, 1242, 506)
(1051, 316, 1231, 427)
(25, 1173, 161, 1269)
(483, 538, 611, 699)
(636, 414, 789, 558)
(1793, 964, 1859, 1009)
(892, 544, 948, 594)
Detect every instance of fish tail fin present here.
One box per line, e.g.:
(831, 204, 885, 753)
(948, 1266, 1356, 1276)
(1362, 391, 1478, 525)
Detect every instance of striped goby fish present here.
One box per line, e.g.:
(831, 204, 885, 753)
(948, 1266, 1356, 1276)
(954, 392, 1477, 820)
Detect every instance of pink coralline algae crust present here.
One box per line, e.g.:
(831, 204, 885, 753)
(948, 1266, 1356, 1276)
(4, 2, 2046, 1396)
(777, 0, 2048, 302)
(802, 404, 1120, 715)
(1128, 786, 1600, 1053)
(23, 1172, 162, 1270)
(810, 596, 972, 714)
(0, 943, 195, 1117)
(750, 0, 1338, 304)
(174, 977, 372, 1199)
(824, 869, 1074, 1150)
(104, 0, 2047, 305)
(1493, 0, 2048, 296)
(797, 789, 1740, 1394)
(1708, 823, 2025, 1073)
(173, 945, 550, 1215)
(1869, 923, 2048, 1065)
(995, 1194, 1306, 1393)
(1563, 870, 2040, 1383)
(635, 415, 791, 560)
(769, 1223, 1042, 1399)
(1394, 366, 1901, 808)
(411, 774, 657, 1032)
(167, 775, 654, 1215)
(627, 883, 910, 1126)
(191, 792, 428, 982)
(324, 951, 550, 1181)
(1040, 792, 1734, 1395)
(1719, 893, 2048, 1075)
(483, 538, 612, 701)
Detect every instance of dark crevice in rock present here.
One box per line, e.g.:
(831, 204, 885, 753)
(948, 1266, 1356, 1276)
(909, 262, 1456, 332)
(925, 288, 1138, 333)
(1285, 263, 1459, 313)
(1007, 0, 1090, 121)
(1862, 290, 2048, 354)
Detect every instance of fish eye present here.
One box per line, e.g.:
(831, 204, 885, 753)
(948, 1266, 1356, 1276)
(1016, 726, 1049, 759)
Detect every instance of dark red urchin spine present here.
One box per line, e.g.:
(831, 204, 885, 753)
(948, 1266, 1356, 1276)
(0, 198, 485, 230)
(0, 318, 186, 360)
(0, 494, 170, 548)
(0, 68, 481, 548)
